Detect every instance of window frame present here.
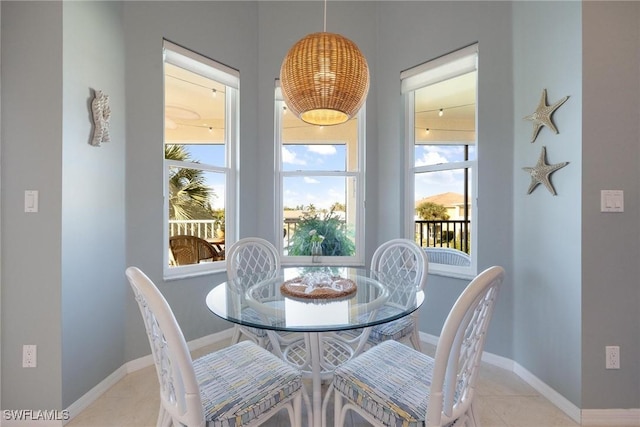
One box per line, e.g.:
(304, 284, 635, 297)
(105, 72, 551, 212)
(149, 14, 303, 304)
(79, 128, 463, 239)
(403, 44, 478, 279)
(162, 40, 238, 279)
(274, 85, 366, 266)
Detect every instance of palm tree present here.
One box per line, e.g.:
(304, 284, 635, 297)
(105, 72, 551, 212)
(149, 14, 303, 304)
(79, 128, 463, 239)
(165, 145, 216, 220)
(415, 201, 450, 220)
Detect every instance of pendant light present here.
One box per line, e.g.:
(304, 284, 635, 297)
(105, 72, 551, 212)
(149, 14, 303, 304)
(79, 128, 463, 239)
(279, 0, 370, 126)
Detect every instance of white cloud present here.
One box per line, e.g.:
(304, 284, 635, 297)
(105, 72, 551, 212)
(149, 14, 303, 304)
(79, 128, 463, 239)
(282, 147, 306, 165)
(308, 145, 337, 155)
(304, 177, 320, 184)
(415, 146, 448, 167)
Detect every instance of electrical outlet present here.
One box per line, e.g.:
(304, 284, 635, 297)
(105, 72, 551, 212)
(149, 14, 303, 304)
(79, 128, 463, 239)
(22, 344, 37, 368)
(606, 345, 620, 369)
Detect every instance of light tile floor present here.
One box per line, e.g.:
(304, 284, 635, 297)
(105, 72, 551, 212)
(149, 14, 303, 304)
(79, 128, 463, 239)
(67, 339, 627, 427)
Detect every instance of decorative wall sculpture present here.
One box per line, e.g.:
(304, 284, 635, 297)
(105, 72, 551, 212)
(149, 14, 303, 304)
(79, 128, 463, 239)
(90, 90, 111, 147)
(523, 89, 568, 143)
(522, 146, 568, 196)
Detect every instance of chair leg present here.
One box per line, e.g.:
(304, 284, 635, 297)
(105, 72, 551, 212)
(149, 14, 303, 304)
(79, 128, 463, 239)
(468, 402, 480, 427)
(293, 391, 302, 427)
(257, 335, 267, 348)
(409, 326, 422, 352)
(230, 325, 241, 344)
(156, 406, 171, 427)
(301, 384, 312, 427)
(334, 391, 345, 427)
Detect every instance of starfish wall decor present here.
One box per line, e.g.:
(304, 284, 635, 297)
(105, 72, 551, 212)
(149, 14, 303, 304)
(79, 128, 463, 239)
(522, 146, 568, 195)
(523, 89, 569, 143)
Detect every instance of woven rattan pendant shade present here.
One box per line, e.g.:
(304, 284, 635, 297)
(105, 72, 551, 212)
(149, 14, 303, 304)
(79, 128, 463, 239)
(280, 32, 370, 126)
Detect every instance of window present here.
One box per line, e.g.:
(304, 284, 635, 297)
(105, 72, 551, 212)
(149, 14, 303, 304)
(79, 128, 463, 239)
(403, 44, 478, 277)
(275, 85, 365, 266)
(163, 40, 237, 278)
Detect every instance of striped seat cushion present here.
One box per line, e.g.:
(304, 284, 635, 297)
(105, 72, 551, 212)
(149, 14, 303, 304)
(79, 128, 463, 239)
(194, 340, 302, 427)
(239, 307, 269, 337)
(367, 305, 415, 343)
(334, 340, 449, 427)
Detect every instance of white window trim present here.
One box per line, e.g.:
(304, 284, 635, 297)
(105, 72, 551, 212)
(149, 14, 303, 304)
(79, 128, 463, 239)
(274, 85, 366, 266)
(163, 40, 238, 279)
(403, 45, 478, 279)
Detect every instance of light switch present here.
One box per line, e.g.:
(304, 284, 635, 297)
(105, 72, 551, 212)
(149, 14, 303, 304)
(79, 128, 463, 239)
(600, 190, 623, 213)
(25, 190, 38, 213)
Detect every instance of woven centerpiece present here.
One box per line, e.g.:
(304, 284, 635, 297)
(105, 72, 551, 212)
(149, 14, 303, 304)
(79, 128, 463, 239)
(280, 32, 370, 126)
(280, 273, 357, 300)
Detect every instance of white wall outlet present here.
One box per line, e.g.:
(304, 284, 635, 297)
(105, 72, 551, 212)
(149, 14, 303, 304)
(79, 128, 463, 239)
(605, 345, 620, 369)
(23, 344, 37, 368)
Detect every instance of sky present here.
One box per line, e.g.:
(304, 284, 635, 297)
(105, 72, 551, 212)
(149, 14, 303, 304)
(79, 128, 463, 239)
(414, 144, 476, 200)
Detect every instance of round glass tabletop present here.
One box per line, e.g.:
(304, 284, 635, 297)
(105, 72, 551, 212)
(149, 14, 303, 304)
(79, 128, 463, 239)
(206, 266, 424, 333)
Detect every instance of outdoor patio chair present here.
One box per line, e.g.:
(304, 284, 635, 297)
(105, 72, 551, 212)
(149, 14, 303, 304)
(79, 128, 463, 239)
(333, 266, 505, 427)
(425, 247, 471, 267)
(169, 235, 223, 266)
(126, 266, 302, 427)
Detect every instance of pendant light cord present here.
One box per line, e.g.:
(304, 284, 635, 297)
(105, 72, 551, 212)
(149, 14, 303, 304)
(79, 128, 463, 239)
(323, 0, 327, 32)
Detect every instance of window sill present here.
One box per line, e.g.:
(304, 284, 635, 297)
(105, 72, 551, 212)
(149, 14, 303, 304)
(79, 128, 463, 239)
(427, 265, 476, 280)
(164, 264, 227, 281)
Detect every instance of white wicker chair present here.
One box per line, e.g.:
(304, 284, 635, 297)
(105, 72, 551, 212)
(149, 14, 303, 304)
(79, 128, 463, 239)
(226, 237, 281, 347)
(333, 266, 505, 427)
(367, 238, 429, 350)
(126, 266, 302, 427)
(425, 247, 471, 267)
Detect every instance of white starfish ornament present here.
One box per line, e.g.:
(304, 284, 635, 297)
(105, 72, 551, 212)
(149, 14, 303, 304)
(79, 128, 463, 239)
(522, 146, 568, 195)
(523, 89, 569, 143)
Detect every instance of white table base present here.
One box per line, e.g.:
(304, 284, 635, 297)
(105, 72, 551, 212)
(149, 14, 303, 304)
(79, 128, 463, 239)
(266, 329, 370, 427)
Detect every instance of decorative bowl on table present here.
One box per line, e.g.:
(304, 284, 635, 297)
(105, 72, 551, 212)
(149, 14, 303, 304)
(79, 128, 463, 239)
(280, 272, 357, 300)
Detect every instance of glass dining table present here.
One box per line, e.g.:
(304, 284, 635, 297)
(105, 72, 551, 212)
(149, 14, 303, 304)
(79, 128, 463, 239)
(205, 265, 425, 427)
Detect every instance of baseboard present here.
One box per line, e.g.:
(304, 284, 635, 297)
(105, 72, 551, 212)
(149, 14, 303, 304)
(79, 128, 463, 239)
(419, 332, 581, 423)
(512, 362, 582, 423)
(581, 409, 640, 426)
(65, 365, 128, 420)
(60, 329, 639, 427)
(63, 329, 233, 425)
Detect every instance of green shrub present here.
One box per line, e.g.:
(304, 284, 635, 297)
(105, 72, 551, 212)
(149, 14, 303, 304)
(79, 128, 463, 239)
(288, 208, 355, 256)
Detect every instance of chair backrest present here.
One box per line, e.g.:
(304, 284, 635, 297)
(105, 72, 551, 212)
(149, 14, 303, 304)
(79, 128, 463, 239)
(226, 237, 280, 280)
(169, 235, 221, 266)
(425, 266, 505, 427)
(371, 238, 429, 290)
(125, 267, 205, 427)
(425, 247, 471, 267)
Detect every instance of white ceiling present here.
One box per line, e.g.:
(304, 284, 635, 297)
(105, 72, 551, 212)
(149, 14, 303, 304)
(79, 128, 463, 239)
(164, 64, 476, 144)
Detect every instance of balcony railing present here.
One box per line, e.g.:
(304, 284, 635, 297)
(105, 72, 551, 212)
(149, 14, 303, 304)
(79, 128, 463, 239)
(169, 220, 220, 241)
(414, 219, 470, 253)
(171, 218, 471, 255)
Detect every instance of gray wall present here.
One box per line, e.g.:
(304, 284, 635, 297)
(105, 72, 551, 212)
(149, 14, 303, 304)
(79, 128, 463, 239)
(513, 1, 583, 406)
(1, 1, 64, 410)
(374, 0, 515, 360)
(582, 2, 640, 409)
(1, 0, 639, 415)
(123, 1, 260, 361)
(61, 2, 126, 407)
(1, 0, 127, 410)
(122, 0, 516, 364)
